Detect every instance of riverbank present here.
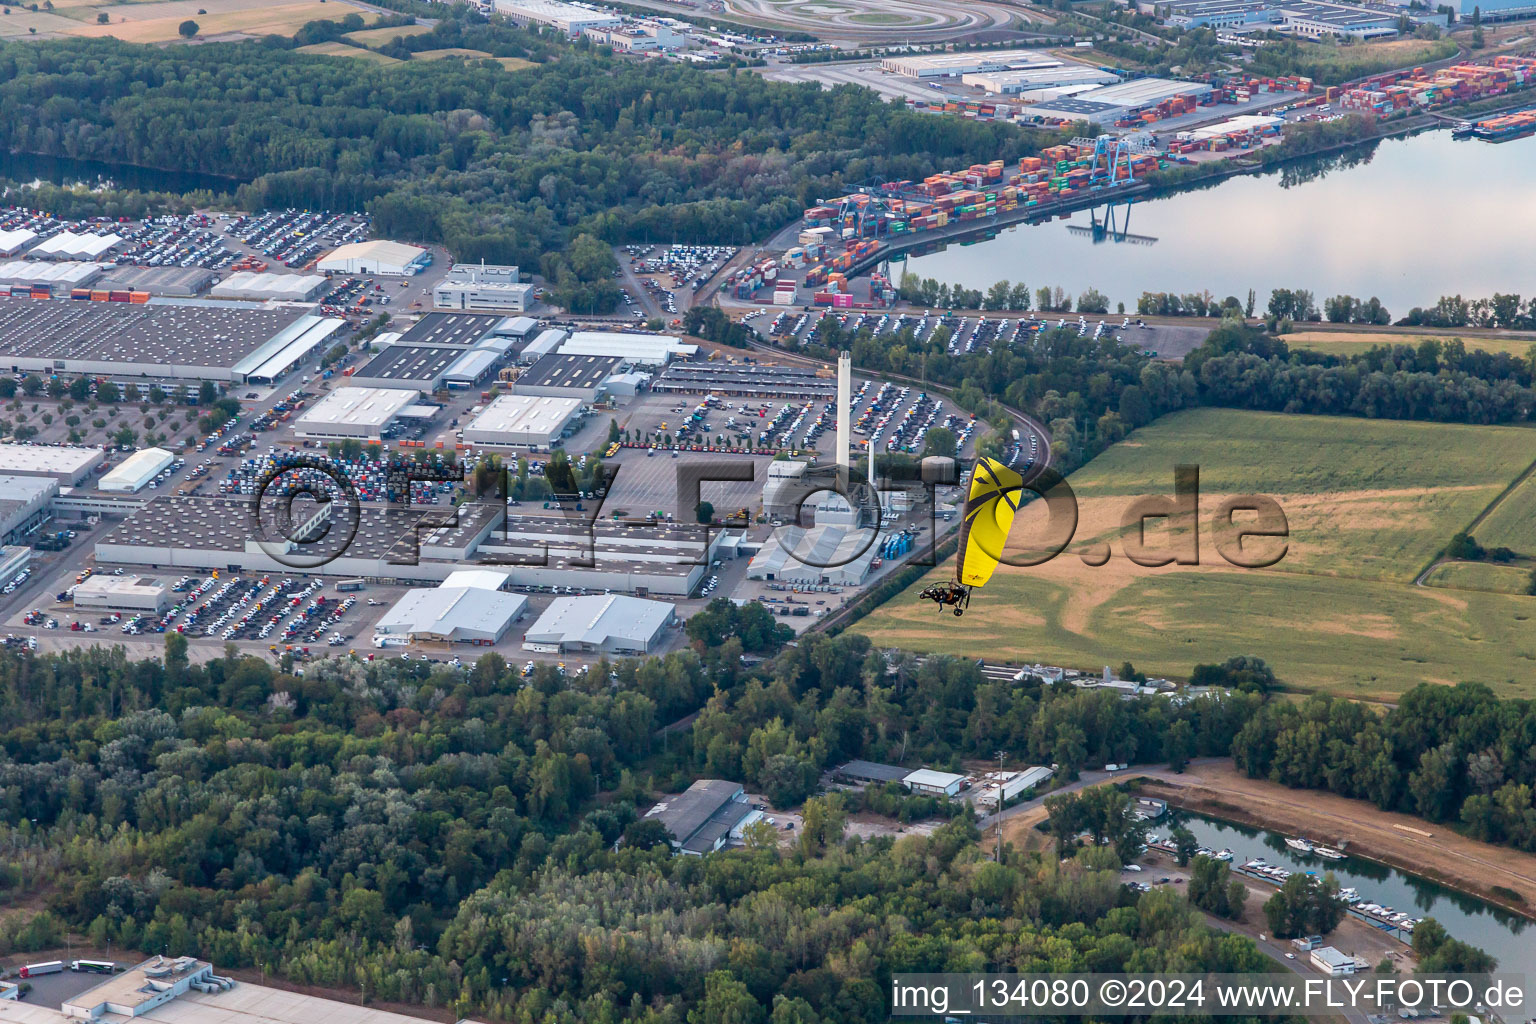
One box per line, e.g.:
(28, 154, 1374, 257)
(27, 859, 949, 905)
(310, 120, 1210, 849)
(1134, 762, 1536, 922)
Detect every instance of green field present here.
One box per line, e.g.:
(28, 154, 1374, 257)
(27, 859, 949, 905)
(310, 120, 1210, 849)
(856, 409, 1536, 700)
(1472, 467, 1536, 555)
(1424, 561, 1533, 595)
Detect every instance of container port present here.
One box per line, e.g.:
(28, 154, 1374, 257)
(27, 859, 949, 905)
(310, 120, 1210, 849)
(1454, 105, 1536, 141)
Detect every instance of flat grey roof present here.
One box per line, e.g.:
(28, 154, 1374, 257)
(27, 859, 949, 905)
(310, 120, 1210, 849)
(837, 759, 909, 782)
(518, 353, 622, 391)
(355, 344, 463, 384)
(96, 266, 217, 296)
(396, 312, 503, 348)
(0, 295, 306, 369)
(644, 779, 743, 843)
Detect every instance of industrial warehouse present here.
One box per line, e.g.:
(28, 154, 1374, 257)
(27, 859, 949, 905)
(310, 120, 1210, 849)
(316, 238, 429, 276)
(0, 474, 59, 543)
(522, 594, 677, 655)
(349, 343, 467, 390)
(0, 444, 105, 485)
(91, 497, 721, 595)
(511, 353, 623, 401)
(1141, 0, 1409, 35)
(375, 575, 529, 645)
(491, 0, 622, 35)
(0, 296, 345, 384)
(293, 386, 423, 440)
(879, 49, 1066, 78)
(1019, 78, 1214, 123)
(461, 394, 586, 448)
(557, 331, 697, 366)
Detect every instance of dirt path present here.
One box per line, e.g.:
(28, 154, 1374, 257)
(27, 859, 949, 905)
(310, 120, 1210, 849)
(1135, 762, 1536, 920)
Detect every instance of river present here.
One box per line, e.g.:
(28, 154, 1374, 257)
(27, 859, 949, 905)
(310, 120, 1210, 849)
(901, 128, 1536, 318)
(1166, 810, 1536, 970)
(0, 151, 245, 195)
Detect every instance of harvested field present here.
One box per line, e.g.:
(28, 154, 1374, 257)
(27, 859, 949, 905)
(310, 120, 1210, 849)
(295, 41, 402, 63)
(344, 22, 434, 46)
(858, 409, 1536, 699)
(64, 0, 378, 41)
(410, 47, 493, 61)
(1286, 331, 1536, 360)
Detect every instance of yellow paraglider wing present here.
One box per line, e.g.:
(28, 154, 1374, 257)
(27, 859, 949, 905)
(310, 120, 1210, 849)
(955, 457, 1024, 589)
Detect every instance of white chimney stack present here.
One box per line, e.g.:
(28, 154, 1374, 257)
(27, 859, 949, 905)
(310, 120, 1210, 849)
(836, 351, 851, 483)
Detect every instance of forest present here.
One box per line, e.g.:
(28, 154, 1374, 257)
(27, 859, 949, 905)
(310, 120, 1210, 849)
(0, 606, 1523, 1019)
(0, 14, 1065, 313)
(0, 630, 1291, 1024)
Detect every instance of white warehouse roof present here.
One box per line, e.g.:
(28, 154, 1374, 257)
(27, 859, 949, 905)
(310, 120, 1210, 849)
(903, 768, 966, 790)
(462, 394, 583, 445)
(0, 228, 37, 254)
(440, 568, 512, 591)
(559, 331, 697, 365)
(295, 386, 420, 433)
(376, 586, 527, 643)
(211, 272, 330, 302)
(524, 595, 674, 653)
(521, 328, 568, 362)
(318, 239, 427, 273)
(98, 447, 175, 493)
(31, 230, 122, 259)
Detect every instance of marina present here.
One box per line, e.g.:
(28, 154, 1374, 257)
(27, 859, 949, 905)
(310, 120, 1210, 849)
(1148, 812, 1536, 968)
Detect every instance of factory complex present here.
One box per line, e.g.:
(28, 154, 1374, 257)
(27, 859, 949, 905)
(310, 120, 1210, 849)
(0, 295, 344, 384)
(293, 386, 424, 440)
(88, 496, 729, 597)
(492, 0, 620, 33)
(880, 50, 1072, 79)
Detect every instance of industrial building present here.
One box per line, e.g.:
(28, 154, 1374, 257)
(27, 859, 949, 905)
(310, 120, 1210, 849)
(492, 0, 622, 35)
(72, 575, 170, 615)
(317, 239, 429, 276)
(0, 260, 105, 295)
(375, 577, 528, 645)
(433, 263, 535, 312)
(210, 272, 330, 303)
(962, 64, 1120, 96)
(0, 228, 36, 257)
(519, 328, 568, 364)
(1143, 0, 1400, 34)
(94, 497, 716, 594)
(31, 230, 122, 260)
(98, 447, 175, 493)
(1019, 78, 1213, 123)
(511, 353, 622, 401)
(880, 49, 1062, 78)
(558, 331, 697, 366)
(834, 760, 911, 786)
(496, 315, 539, 338)
(746, 523, 882, 586)
(524, 594, 676, 655)
(0, 444, 104, 485)
(655, 362, 837, 399)
(1310, 946, 1359, 976)
(903, 768, 967, 797)
(293, 386, 422, 440)
(96, 266, 216, 298)
(0, 474, 58, 543)
(441, 349, 504, 389)
(396, 311, 505, 349)
(976, 766, 1054, 809)
(586, 20, 686, 50)
(349, 344, 464, 391)
(642, 779, 763, 855)
(0, 296, 343, 384)
(462, 394, 584, 448)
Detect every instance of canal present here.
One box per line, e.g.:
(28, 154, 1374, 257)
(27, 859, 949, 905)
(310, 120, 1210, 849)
(1165, 810, 1536, 970)
(902, 128, 1536, 318)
